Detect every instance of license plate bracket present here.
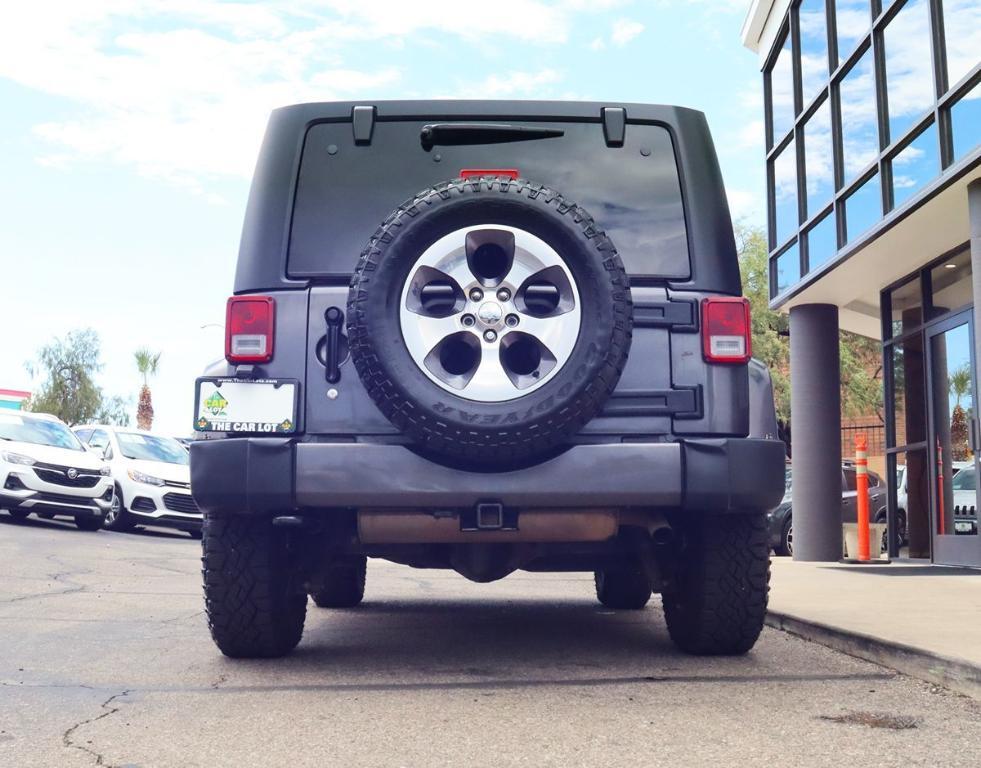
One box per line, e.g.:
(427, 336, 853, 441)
(194, 377, 299, 434)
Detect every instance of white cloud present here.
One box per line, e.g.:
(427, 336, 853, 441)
(611, 18, 644, 46)
(726, 186, 764, 223)
(589, 37, 606, 51)
(0, 1, 609, 196)
(459, 70, 562, 99)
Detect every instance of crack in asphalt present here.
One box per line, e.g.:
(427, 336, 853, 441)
(0, 554, 90, 605)
(62, 689, 132, 768)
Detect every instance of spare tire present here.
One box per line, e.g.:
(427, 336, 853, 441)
(347, 176, 632, 464)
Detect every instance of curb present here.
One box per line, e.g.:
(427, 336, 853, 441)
(766, 610, 981, 700)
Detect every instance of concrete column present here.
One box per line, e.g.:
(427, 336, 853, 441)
(969, 181, 981, 406)
(790, 303, 842, 561)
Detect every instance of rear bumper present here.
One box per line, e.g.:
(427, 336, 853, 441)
(191, 437, 786, 515)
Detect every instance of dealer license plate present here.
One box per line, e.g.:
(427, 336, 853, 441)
(194, 378, 298, 434)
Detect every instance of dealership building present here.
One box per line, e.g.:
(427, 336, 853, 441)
(741, 0, 979, 566)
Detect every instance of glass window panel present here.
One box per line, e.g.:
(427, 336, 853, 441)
(839, 47, 879, 182)
(929, 321, 978, 538)
(891, 122, 939, 209)
(890, 334, 926, 447)
(844, 172, 881, 243)
(930, 249, 972, 316)
(889, 276, 923, 338)
(951, 82, 981, 163)
(799, 0, 829, 106)
(942, 0, 981, 89)
(803, 99, 834, 215)
(773, 138, 798, 245)
(890, 449, 926, 555)
(835, 0, 870, 65)
(883, 0, 934, 144)
(770, 32, 795, 144)
(774, 242, 800, 295)
(806, 210, 837, 271)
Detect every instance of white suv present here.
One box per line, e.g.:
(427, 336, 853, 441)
(73, 425, 201, 537)
(1, 412, 113, 531)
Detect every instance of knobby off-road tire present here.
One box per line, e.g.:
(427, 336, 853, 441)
(347, 176, 632, 465)
(662, 513, 770, 655)
(594, 566, 652, 610)
(310, 556, 367, 608)
(202, 514, 307, 658)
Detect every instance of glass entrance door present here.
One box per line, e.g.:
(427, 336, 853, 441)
(927, 311, 980, 567)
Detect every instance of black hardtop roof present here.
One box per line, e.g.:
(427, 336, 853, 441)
(269, 99, 703, 122)
(234, 100, 740, 295)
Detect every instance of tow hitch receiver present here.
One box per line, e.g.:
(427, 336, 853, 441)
(462, 502, 514, 532)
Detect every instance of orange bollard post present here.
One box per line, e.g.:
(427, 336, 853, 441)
(855, 434, 870, 561)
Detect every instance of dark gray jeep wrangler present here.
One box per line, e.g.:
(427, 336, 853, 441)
(190, 101, 785, 659)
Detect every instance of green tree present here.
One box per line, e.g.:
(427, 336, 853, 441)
(950, 365, 971, 408)
(736, 225, 884, 439)
(134, 347, 161, 430)
(736, 225, 790, 421)
(24, 329, 131, 426)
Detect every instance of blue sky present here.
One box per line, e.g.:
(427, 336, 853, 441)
(0, 0, 765, 435)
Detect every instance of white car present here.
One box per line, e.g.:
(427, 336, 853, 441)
(1, 412, 113, 531)
(73, 425, 201, 538)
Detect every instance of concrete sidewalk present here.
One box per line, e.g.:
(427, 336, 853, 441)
(767, 558, 981, 699)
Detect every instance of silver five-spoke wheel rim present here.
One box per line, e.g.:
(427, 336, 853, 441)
(399, 225, 581, 402)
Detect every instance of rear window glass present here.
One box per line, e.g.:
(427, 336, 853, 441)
(289, 120, 689, 279)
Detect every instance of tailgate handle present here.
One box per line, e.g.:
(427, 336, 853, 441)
(325, 307, 344, 384)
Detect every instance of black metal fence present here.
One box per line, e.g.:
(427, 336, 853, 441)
(840, 424, 886, 458)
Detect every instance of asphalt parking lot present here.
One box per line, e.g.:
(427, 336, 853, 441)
(2, 515, 980, 767)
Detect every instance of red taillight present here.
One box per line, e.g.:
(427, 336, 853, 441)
(225, 296, 275, 364)
(702, 297, 752, 364)
(459, 168, 520, 180)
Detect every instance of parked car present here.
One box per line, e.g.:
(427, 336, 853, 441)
(73, 425, 201, 537)
(950, 465, 979, 535)
(189, 101, 786, 659)
(768, 464, 889, 556)
(0, 411, 113, 531)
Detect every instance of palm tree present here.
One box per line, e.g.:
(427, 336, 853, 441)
(134, 348, 161, 430)
(950, 365, 971, 409)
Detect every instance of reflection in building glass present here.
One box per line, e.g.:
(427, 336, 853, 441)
(883, 0, 934, 144)
(771, 33, 795, 143)
(950, 83, 981, 163)
(930, 249, 972, 316)
(889, 277, 923, 337)
(773, 138, 798, 245)
(839, 47, 879, 182)
(804, 99, 833, 217)
(892, 123, 939, 208)
(775, 242, 800, 294)
(845, 172, 881, 243)
(806, 211, 837, 271)
(798, 0, 829, 106)
(835, 0, 870, 65)
(942, 0, 981, 89)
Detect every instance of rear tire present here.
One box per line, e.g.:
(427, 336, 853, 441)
(202, 514, 307, 658)
(310, 557, 367, 608)
(662, 513, 770, 655)
(594, 567, 652, 610)
(75, 515, 104, 532)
